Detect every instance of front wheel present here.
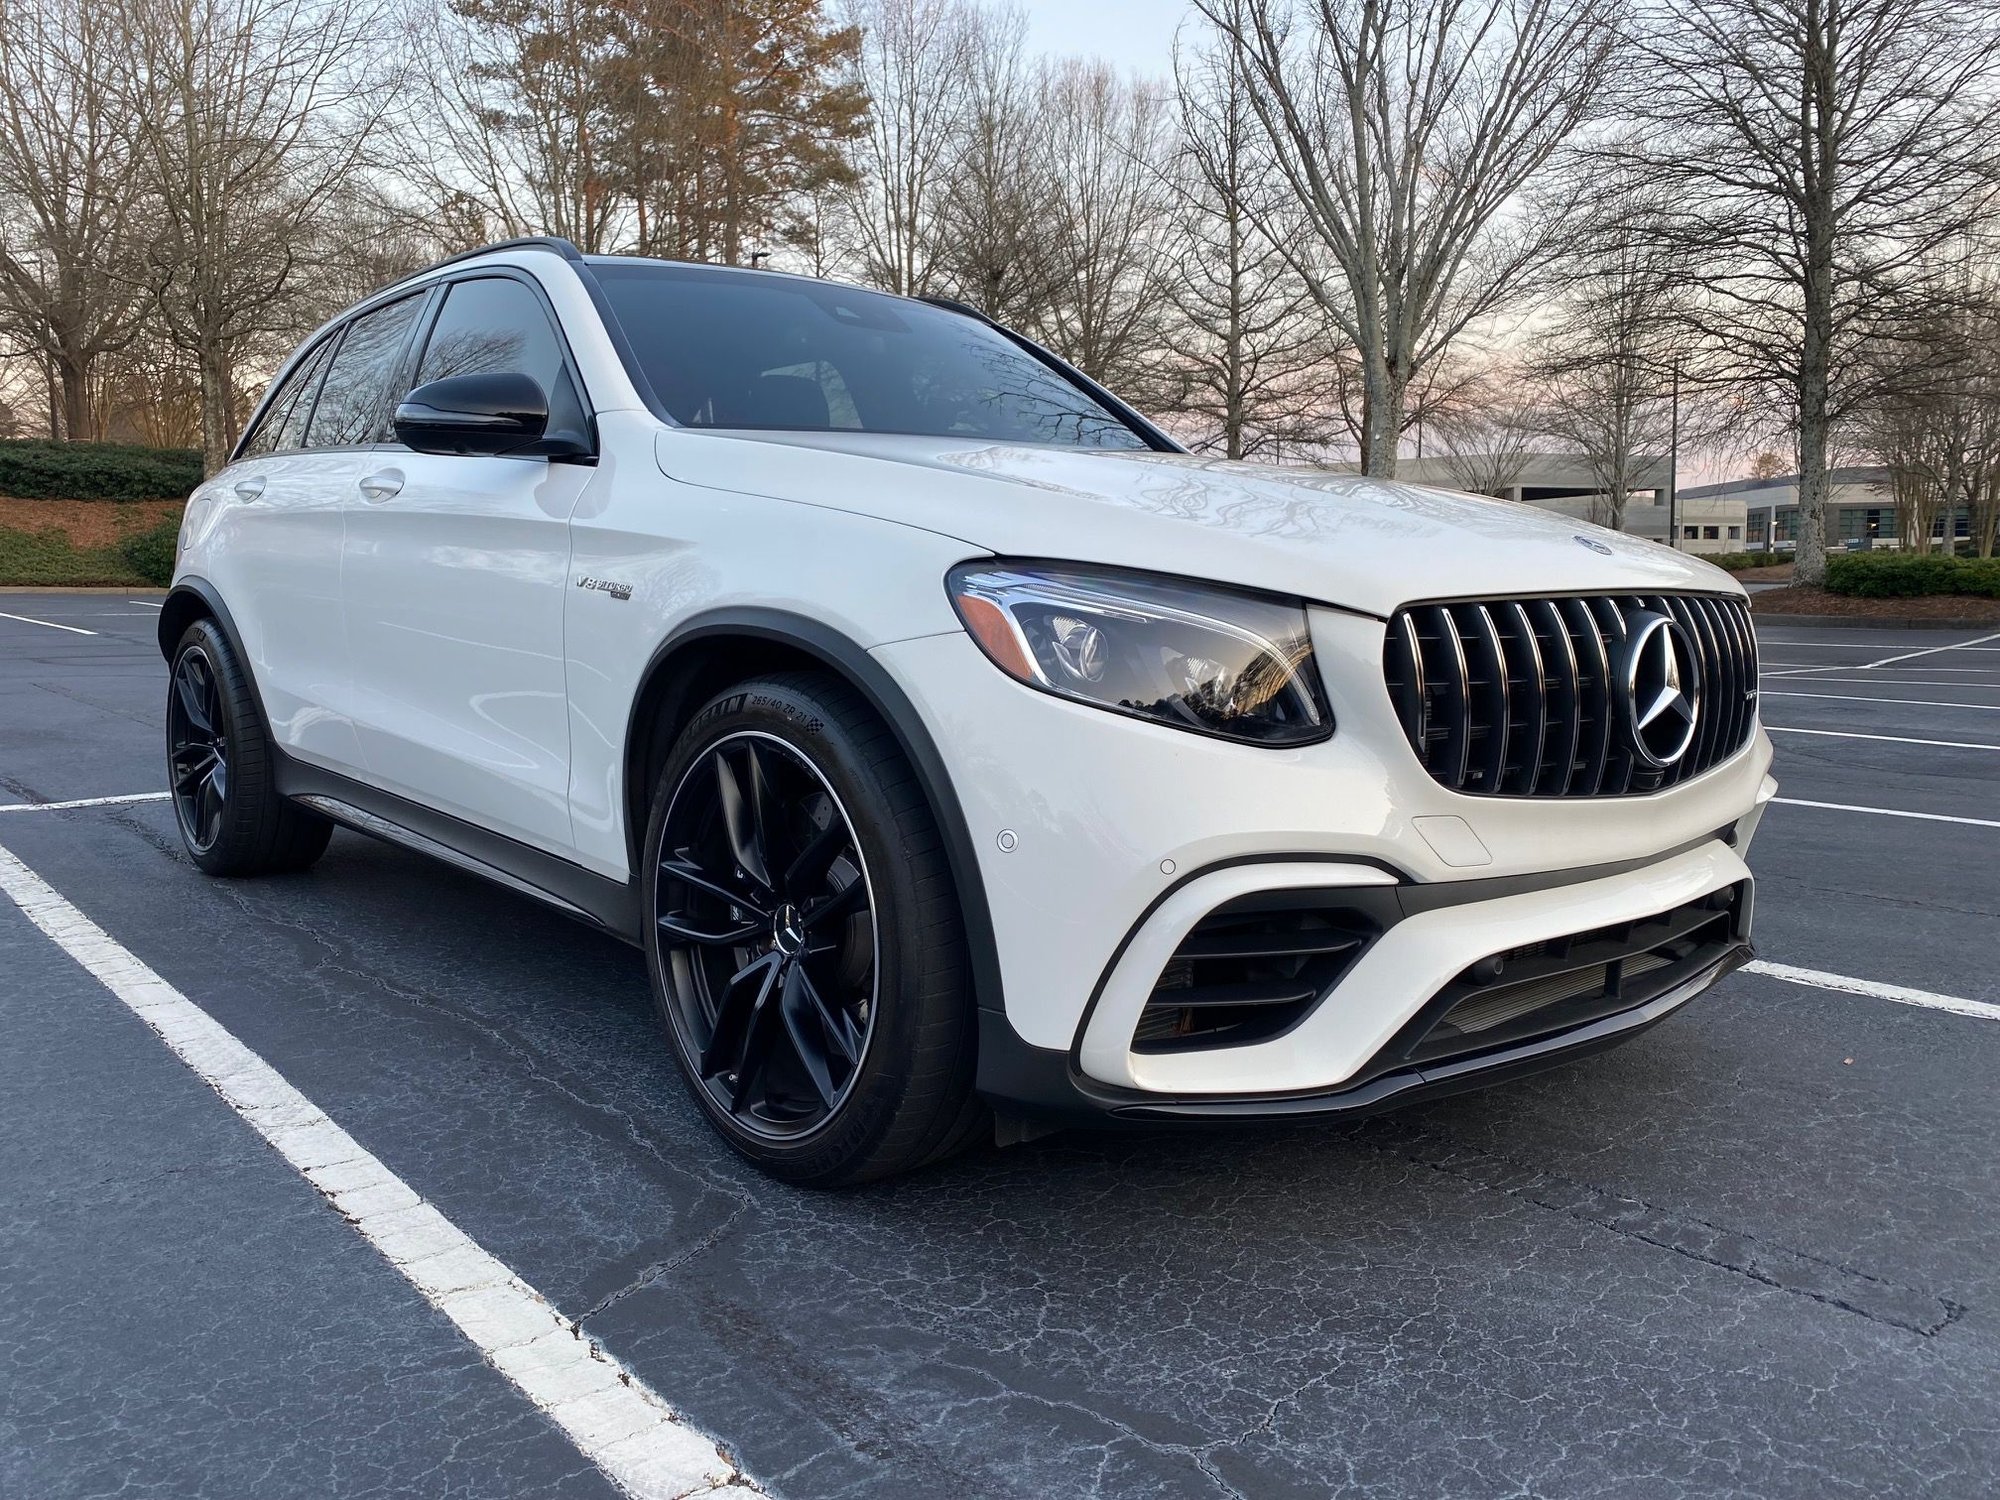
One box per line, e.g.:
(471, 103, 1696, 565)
(641, 673, 982, 1186)
(166, 620, 332, 876)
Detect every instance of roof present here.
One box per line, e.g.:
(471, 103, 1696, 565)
(1680, 465, 1889, 499)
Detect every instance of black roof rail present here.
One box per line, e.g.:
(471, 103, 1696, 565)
(416, 236, 585, 276)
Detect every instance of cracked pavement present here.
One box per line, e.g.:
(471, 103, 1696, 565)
(2, 596, 1998, 1498)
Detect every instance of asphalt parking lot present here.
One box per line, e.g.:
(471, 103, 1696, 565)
(2, 592, 1997, 1500)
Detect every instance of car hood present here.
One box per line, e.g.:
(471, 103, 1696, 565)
(653, 428, 1740, 617)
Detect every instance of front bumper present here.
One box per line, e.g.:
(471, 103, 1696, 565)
(979, 941, 1752, 1125)
(870, 609, 1772, 1119)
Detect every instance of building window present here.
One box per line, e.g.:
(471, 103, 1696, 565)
(1703, 526, 1720, 539)
(1728, 525, 1741, 540)
(1683, 525, 1698, 539)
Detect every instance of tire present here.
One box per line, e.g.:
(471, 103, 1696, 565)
(641, 672, 983, 1187)
(166, 619, 333, 877)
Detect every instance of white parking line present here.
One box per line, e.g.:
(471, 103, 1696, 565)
(1773, 796, 2000, 829)
(1762, 690, 2000, 712)
(1744, 960, 2000, 1023)
(1759, 676, 2000, 690)
(0, 792, 172, 814)
(1764, 726, 2000, 751)
(0, 610, 95, 636)
(0, 840, 752, 1500)
(1758, 640, 2000, 652)
(1861, 629, 2000, 669)
(127, 600, 164, 609)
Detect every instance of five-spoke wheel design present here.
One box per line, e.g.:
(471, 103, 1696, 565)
(168, 646, 230, 853)
(652, 731, 878, 1140)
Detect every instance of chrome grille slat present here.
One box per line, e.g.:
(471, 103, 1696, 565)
(1531, 599, 1581, 797)
(1384, 593, 1758, 798)
(1505, 602, 1548, 796)
(1468, 605, 1509, 792)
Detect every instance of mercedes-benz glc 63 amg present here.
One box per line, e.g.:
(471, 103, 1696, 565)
(158, 239, 1773, 1184)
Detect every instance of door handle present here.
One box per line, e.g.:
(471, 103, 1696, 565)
(358, 469, 404, 502)
(232, 476, 266, 501)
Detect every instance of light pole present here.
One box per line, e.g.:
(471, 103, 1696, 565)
(1666, 361, 1680, 550)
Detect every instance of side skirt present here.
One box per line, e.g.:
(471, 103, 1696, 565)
(275, 756, 643, 944)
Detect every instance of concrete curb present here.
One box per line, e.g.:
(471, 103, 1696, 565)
(1753, 611, 2000, 631)
(0, 585, 166, 595)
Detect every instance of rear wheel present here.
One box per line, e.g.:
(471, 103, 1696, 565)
(166, 620, 331, 876)
(641, 673, 982, 1186)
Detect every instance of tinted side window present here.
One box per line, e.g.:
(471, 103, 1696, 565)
(270, 339, 336, 452)
(417, 276, 564, 389)
(306, 293, 425, 448)
(240, 337, 333, 456)
(415, 276, 591, 452)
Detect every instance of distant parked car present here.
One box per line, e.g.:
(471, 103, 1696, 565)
(157, 239, 1773, 1184)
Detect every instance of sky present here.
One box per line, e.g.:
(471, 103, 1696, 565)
(1015, 0, 1192, 79)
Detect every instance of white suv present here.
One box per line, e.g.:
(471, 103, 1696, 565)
(161, 239, 1774, 1184)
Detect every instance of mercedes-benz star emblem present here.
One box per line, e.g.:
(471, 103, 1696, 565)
(1573, 534, 1614, 555)
(1618, 612, 1701, 768)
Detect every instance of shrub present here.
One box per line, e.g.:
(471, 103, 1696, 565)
(1699, 551, 1778, 572)
(118, 516, 180, 586)
(1825, 552, 2000, 599)
(0, 525, 137, 586)
(0, 438, 203, 501)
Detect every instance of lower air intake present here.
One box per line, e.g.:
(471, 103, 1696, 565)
(1135, 893, 1376, 1053)
(1377, 880, 1753, 1074)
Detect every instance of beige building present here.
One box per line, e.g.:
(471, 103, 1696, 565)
(1359, 453, 1749, 555)
(1680, 466, 1971, 550)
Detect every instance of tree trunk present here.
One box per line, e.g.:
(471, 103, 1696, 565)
(1794, 345, 1833, 581)
(57, 352, 94, 443)
(1793, 0, 1836, 588)
(1360, 354, 1404, 478)
(197, 341, 234, 476)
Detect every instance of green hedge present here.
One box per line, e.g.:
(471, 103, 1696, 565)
(118, 517, 180, 586)
(0, 439, 203, 501)
(0, 525, 149, 586)
(1700, 551, 1782, 572)
(1824, 552, 2000, 599)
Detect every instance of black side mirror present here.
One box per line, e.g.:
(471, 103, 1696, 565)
(394, 372, 555, 457)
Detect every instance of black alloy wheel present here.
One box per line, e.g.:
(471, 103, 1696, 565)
(163, 619, 332, 876)
(168, 645, 231, 853)
(653, 730, 879, 1140)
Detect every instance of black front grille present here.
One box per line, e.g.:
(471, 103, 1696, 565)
(1383, 593, 1758, 797)
(1135, 894, 1377, 1053)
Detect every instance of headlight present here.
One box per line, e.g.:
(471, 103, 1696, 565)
(947, 561, 1333, 746)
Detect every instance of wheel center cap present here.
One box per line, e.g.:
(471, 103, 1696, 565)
(773, 905, 807, 957)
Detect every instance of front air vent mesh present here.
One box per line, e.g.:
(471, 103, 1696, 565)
(1134, 896, 1376, 1053)
(1382, 593, 1758, 798)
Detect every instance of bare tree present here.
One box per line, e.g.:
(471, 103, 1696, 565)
(1031, 61, 1175, 393)
(1161, 36, 1334, 458)
(414, 0, 631, 252)
(0, 0, 147, 439)
(117, 0, 400, 470)
(1432, 376, 1544, 497)
(1526, 170, 1692, 531)
(1609, 0, 2000, 584)
(933, 7, 1056, 323)
(1195, 0, 1620, 477)
(1857, 287, 2000, 555)
(837, 0, 978, 294)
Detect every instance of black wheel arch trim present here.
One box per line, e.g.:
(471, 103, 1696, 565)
(156, 578, 286, 754)
(623, 607, 1006, 1026)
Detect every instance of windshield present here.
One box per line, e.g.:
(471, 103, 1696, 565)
(590, 262, 1150, 451)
